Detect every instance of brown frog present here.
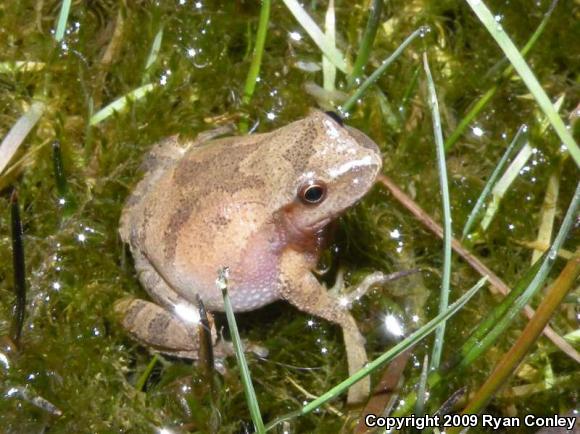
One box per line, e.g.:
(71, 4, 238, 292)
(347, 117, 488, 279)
(117, 110, 382, 403)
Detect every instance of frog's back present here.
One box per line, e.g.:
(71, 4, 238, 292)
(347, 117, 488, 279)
(124, 129, 295, 310)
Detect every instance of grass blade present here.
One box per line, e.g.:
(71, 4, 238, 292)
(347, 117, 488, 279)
(423, 53, 452, 371)
(531, 166, 561, 264)
(52, 140, 77, 217)
(461, 125, 527, 239)
(444, 0, 558, 151)
(218, 268, 265, 434)
(0, 101, 45, 176)
(378, 173, 580, 361)
(347, 0, 383, 88)
(322, 0, 336, 92)
(414, 355, 429, 417)
(465, 0, 580, 167)
(480, 141, 533, 231)
(55, 0, 72, 43)
(9, 190, 26, 347)
(457, 252, 546, 368)
(470, 182, 579, 366)
(89, 83, 156, 126)
(196, 295, 216, 390)
(144, 28, 163, 72)
(399, 65, 420, 120)
(239, 0, 271, 133)
(242, 0, 271, 105)
(265, 277, 487, 431)
(392, 253, 546, 417)
(340, 27, 425, 115)
(449, 254, 580, 432)
(135, 354, 159, 392)
(281, 0, 347, 73)
(0, 61, 45, 73)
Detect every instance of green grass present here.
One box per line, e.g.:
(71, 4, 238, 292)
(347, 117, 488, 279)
(281, 0, 347, 72)
(444, 0, 558, 151)
(89, 83, 157, 126)
(423, 52, 452, 371)
(266, 277, 487, 430)
(461, 125, 527, 239)
(465, 0, 580, 167)
(219, 268, 265, 434)
(54, 0, 71, 43)
(0, 101, 45, 175)
(347, 0, 383, 88)
(340, 27, 425, 115)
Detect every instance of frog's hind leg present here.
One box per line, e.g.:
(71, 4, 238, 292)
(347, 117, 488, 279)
(116, 298, 199, 359)
(115, 298, 232, 359)
(131, 246, 191, 310)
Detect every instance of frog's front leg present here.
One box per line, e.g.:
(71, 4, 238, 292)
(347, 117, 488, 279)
(115, 298, 232, 359)
(278, 249, 370, 404)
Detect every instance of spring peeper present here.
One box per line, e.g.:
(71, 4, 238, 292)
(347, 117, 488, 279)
(117, 110, 382, 403)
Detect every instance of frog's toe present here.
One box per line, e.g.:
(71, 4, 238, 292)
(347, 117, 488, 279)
(246, 342, 269, 358)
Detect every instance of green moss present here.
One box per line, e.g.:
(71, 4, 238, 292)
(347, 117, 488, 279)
(0, 0, 578, 431)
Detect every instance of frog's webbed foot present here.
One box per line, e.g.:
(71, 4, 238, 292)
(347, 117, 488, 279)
(279, 251, 370, 405)
(115, 298, 232, 360)
(331, 269, 419, 310)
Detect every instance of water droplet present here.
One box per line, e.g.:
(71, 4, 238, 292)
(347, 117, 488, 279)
(390, 229, 401, 239)
(472, 126, 484, 137)
(289, 31, 302, 42)
(419, 25, 431, 38)
(384, 314, 404, 337)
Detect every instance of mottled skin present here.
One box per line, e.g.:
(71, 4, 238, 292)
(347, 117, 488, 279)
(118, 110, 382, 403)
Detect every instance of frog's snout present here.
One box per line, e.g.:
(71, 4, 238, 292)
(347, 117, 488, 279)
(345, 126, 382, 160)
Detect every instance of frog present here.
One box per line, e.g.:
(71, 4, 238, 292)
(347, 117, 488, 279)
(117, 110, 383, 403)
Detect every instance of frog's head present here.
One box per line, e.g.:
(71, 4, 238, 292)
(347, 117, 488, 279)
(280, 110, 382, 236)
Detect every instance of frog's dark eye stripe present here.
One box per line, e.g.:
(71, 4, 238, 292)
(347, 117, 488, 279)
(324, 111, 344, 126)
(298, 180, 327, 205)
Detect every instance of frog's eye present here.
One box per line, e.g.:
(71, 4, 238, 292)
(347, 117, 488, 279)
(299, 181, 327, 205)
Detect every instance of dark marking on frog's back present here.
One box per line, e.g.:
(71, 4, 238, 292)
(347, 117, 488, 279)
(282, 119, 317, 175)
(162, 138, 266, 262)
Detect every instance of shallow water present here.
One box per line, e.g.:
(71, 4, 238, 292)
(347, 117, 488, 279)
(0, 0, 578, 432)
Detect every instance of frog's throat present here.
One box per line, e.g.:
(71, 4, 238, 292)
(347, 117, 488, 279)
(278, 204, 331, 241)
